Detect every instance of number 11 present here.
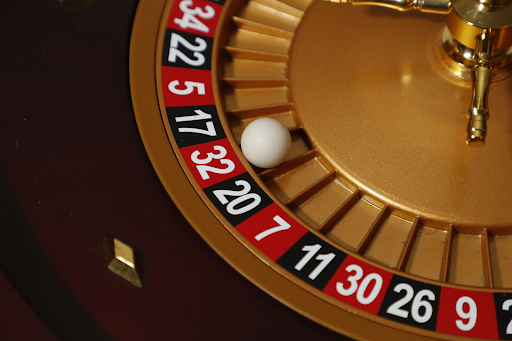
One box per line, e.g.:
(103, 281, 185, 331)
(294, 244, 335, 280)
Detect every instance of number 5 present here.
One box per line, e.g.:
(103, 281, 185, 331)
(168, 80, 205, 95)
(254, 215, 290, 241)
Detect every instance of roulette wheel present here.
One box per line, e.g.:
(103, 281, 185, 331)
(131, 0, 512, 338)
(2, 0, 512, 340)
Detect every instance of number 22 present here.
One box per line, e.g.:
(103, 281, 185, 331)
(168, 33, 207, 67)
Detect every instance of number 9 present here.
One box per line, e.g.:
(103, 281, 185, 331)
(455, 296, 477, 331)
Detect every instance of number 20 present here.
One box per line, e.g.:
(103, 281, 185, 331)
(213, 180, 261, 215)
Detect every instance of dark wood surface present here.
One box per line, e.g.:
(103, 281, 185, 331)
(0, 1, 353, 340)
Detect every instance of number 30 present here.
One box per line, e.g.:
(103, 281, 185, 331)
(336, 264, 383, 305)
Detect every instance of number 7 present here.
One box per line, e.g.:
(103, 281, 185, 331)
(254, 215, 290, 241)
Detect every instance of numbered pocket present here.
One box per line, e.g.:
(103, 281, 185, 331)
(235, 204, 308, 261)
(180, 139, 245, 188)
(167, 0, 223, 38)
(494, 293, 512, 340)
(324, 255, 392, 315)
(166, 105, 225, 148)
(277, 232, 346, 290)
(204, 172, 273, 226)
(162, 30, 213, 70)
(161, 66, 214, 107)
(436, 287, 498, 339)
(378, 276, 440, 331)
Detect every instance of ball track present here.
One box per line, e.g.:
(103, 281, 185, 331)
(217, 0, 512, 291)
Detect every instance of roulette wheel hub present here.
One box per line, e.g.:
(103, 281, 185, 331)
(130, 0, 512, 338)
(289, 3, 512, 231)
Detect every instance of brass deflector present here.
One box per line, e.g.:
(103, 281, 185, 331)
(467, 28, 494, 146)
(106, 237, 142, 288)
(326, 0, 452, 13)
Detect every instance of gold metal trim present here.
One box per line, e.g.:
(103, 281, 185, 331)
(106, 237, 142, 288)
